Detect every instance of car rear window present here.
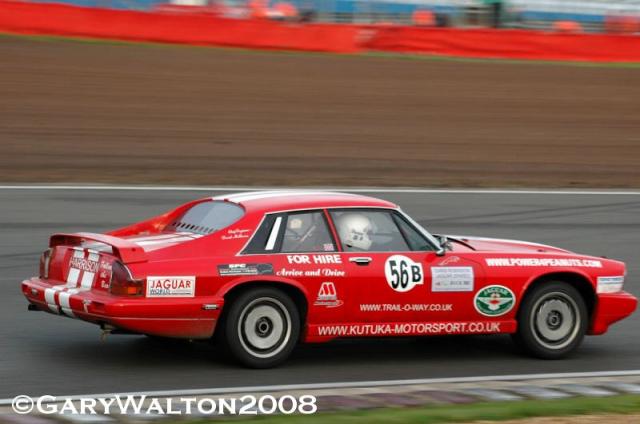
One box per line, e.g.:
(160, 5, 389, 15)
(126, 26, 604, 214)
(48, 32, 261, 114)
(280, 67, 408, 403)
(167, 201, 244, 235)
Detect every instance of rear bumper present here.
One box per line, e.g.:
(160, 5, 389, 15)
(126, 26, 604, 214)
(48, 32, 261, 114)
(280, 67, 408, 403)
(589, 290, 638, 335)
(22, 277, 223, 339)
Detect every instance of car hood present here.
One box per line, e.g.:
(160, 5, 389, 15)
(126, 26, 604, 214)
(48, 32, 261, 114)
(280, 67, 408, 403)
(445, 235, 572, 254)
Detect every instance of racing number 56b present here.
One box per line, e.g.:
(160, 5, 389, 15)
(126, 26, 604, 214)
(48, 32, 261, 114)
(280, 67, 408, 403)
(385, 255, 424, 292)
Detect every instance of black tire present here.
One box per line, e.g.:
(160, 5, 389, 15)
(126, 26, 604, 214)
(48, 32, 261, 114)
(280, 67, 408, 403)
(221, 287, 300, 368)
(513, 281, 588, 359)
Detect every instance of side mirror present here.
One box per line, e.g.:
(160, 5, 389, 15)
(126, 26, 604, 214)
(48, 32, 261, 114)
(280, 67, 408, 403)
(435, 235, 448, 256)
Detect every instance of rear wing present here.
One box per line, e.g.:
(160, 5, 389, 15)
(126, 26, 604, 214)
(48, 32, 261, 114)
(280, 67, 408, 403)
(50, 232, 147, 264)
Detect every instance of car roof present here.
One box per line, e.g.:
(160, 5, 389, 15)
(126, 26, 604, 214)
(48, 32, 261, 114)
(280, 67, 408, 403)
(213, 191, 397, 214)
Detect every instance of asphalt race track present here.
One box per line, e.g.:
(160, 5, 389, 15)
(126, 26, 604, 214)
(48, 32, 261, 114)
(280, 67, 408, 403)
(0, 188, 638, 398)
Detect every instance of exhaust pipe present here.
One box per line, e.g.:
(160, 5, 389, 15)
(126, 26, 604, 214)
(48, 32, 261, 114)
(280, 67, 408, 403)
(27, 304, 40, 311)
(99, 323, 136, 339)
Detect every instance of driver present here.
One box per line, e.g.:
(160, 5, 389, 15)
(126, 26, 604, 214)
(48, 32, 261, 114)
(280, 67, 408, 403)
(284, 216, 329, 251)
(334, 213, 373, 251)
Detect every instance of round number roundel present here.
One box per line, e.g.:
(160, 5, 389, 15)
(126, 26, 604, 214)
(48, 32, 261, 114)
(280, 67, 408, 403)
(384, 255, 424, 292)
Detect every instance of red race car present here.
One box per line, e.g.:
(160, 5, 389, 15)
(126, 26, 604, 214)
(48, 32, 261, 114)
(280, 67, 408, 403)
(21, 191, 637, 368)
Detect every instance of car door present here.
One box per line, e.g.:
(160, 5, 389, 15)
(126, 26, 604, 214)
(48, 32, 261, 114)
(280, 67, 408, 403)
(241, 209, 348, 324)
(329, 208, 483, 331)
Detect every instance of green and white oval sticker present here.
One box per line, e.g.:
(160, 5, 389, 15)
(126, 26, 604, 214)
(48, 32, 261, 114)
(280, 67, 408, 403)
(474, 285, 515, 316)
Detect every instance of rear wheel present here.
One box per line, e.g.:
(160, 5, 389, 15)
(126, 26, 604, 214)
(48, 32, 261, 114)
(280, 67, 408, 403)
(222, 288, 300, 368)
(513, 281, 588, 359)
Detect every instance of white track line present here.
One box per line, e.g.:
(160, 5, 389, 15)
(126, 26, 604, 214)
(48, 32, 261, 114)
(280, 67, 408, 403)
(1, 370, 639, 404)
(0, 185, 639, 195)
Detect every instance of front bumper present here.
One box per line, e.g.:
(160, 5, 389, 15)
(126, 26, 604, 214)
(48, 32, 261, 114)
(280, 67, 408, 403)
(22, 277, 223, 339)
(589, 290, 638, 335)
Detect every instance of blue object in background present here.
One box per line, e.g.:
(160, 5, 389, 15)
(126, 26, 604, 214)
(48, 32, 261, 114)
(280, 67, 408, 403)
(26, 0, 611, 24)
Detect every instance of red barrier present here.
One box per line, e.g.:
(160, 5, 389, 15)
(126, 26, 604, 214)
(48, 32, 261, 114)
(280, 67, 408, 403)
(363, 26, 640, 62)
(0, 0, 360, 53)
(1, 1, 640, 61)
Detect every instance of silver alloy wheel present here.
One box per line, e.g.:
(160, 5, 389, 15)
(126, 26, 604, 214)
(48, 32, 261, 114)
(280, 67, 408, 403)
(238, 297, 292, 359)
(530, 291, 580, 350)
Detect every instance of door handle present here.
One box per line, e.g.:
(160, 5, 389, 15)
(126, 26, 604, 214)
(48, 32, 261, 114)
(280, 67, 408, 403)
(349, 257, 372, 265)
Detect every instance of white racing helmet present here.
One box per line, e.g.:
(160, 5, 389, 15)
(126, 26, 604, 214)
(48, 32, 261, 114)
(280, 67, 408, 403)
(335, 212, 372, 251)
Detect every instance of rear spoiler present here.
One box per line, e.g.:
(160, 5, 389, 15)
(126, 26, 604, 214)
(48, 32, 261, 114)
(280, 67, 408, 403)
(50, 232, 147, 264)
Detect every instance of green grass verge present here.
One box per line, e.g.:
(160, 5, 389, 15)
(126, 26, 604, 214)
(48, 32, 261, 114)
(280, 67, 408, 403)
(187, 395, 640, 424)
(3, 31, 640, 68)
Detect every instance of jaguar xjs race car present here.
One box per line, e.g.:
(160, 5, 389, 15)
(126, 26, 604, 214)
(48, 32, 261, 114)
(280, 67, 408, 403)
(22, 191, 637, 367)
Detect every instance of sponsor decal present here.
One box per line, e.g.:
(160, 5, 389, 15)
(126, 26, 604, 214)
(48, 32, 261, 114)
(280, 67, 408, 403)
(278, 255, 345, 278)
(597, 276, 624, 294)
(97, 260, 112, 289)
(69, 256, 99, 273)
(438, 255, 461, 266)
(384, 255, 423, 292)
(217, 263, 274, 276)
(360, 303, 453, 312)
(314, 282, 343, 308)
(221, 228, 251, 241)
(276, 267, 345, 278)
(323, 243, 335, 252)
(287, 254, 342, 265)
(431, 266, 474, 292)
(474, 285, 515, 317)
(485, 258, 602, 268)
(146, 276, 196, 298)
(45, 249, 100, 318)
(66, 249, 99, 290)
(315, 321, 501, 337)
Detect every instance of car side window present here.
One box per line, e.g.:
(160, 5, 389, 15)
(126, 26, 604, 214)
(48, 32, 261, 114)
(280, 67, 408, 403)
(243, 214, 282, 254)
(243, 211, 336, 254)
(281, 211, 336, 253)
(330, 209, 411, 252)
(167, 201, 245, 235)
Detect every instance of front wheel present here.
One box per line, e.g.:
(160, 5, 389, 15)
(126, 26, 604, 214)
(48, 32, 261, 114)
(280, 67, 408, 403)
(513, 282, 588, 359)
(222, 288, 300, 368)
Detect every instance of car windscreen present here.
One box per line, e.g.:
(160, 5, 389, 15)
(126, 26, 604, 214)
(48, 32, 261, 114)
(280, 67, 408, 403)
(166, 201, 244, 235)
